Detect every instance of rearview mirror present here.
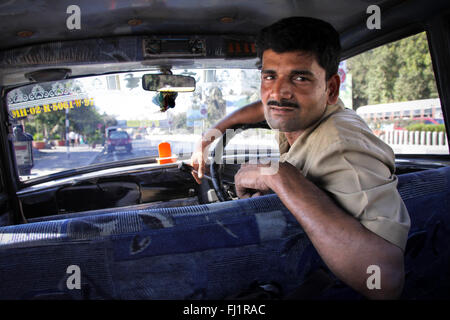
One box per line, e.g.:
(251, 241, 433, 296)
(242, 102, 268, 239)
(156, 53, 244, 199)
(142, 74, 196, 92)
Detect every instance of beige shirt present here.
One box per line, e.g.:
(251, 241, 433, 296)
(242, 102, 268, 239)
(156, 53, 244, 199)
(277, 99, 411, 251)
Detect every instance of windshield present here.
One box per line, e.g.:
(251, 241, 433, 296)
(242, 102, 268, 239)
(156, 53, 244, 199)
(7, 69, 278, 182)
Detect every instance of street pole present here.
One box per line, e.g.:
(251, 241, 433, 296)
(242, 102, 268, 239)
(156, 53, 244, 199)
(65, 108, 70, 159)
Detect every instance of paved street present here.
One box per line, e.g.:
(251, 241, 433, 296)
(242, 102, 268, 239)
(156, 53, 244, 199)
(22, 138, 195, 180)
(25, 144, 103, 179)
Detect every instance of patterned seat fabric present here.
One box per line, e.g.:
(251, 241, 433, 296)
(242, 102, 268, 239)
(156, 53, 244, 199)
(0, 167, 449, 299)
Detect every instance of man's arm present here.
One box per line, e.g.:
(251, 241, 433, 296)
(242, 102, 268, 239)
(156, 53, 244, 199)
(190, 100, 264, 183)
(235, 162, 405, 299)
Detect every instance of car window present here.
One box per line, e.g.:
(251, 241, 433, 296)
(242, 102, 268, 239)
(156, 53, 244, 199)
(109, 131, 128, 139)
(344, 31, 447, 155)
(7, 68, 275, 181)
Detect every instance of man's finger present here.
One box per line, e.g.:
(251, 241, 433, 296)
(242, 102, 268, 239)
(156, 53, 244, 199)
(198, 161, 204, 179)
(236, 190, 250, 199)
(192, 171, 201, 184)
(235, 180, 253, 198)
(190, 154, 202, 184)
(236, 187, 258, 199)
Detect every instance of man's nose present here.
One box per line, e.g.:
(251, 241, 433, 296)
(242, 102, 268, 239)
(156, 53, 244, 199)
(270, 77, 293, 101)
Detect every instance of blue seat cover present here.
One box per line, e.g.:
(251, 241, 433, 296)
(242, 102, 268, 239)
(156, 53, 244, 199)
(0, 166, 449, 299)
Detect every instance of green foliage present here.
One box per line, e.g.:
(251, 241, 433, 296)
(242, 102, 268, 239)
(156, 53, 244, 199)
(102, 113, 118, 128)
(406, 124, 445, 132)
(33, 133, 44, 141)
(24, 123, 36, 136)
(67, 106, 103, 137)
(124, 74, 141, 90)
(86, 130, 103, 144)
(26, 105, 115, 141)
(169, 85, 227, 133)
(171, 112, 188, 133)
(204, 86, 226, 128)
(348, 32, 438, 109)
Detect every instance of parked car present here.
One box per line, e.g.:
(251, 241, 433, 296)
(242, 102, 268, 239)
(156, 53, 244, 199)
(0, 0, 449, 305)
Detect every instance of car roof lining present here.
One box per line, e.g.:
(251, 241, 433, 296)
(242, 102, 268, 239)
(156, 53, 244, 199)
(0, 0, 405, 51)
(0, 0, 450, 87)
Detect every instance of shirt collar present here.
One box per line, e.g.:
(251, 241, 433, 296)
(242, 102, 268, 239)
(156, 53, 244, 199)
(278, 98, 346, 154)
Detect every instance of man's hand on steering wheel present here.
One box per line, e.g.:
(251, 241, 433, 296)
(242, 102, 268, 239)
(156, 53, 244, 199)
(234, 163, 273, 198)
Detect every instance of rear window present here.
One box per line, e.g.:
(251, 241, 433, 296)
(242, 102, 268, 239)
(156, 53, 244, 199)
(110, 131, 128, 139)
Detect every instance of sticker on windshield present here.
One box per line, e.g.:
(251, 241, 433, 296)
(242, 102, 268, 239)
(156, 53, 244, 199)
(7, 79, 95, 119)
(9, 98, 95, 119)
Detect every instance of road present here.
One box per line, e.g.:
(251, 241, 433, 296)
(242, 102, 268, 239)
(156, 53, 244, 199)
(90, 138, 196, 165)
(21, 138, 197, 180)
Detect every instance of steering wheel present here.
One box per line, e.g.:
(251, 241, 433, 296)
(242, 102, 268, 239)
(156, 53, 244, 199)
(210, 121, 271, 201)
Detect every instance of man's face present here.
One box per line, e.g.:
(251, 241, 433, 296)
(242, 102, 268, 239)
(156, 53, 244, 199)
(260, 49, 331, 133)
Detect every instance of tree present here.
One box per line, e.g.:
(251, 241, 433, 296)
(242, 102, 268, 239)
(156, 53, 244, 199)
(347, 32, 438, 109)
(393, 33, 438, 101)
(171, 112, 188, 132)
(204, 86, 226, 128)
(68, 106, 102, 135)
(27, 104, 116, 142)
(124, 73, 141, 90)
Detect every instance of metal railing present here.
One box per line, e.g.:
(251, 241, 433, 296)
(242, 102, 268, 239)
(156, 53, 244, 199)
(378, 130, 448, 154)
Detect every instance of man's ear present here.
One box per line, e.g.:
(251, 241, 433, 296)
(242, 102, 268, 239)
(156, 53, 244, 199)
(326, 74, 340, 105)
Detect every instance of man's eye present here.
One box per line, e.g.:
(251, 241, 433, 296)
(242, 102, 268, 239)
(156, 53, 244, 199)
(294, 76, 308, 81)
(263, 74, 275, 80)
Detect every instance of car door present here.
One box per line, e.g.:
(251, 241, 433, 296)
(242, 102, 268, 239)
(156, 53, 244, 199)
(0, 171, 10, 226)
(0, 92, 26, 226)
(0, 133, 17, 226)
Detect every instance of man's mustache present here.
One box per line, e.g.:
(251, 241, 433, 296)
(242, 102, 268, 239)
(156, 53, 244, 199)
(267, 99, 299, 109)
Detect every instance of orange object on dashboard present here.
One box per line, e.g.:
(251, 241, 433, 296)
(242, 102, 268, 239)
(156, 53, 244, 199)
(156, 142, 177, 164)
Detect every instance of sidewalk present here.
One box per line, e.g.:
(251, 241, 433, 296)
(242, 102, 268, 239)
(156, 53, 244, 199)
(29, 144, 103, 178)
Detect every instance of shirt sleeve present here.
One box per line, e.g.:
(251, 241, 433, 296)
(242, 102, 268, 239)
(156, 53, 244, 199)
(305, 141, 411, 251)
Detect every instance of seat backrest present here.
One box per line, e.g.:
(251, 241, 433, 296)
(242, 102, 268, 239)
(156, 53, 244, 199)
(0, 166, 449, 299)
(397, 166, 450, 299)
(0, 192, 321, 299)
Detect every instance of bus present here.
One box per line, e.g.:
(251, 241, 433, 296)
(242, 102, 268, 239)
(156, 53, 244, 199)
(356, 98, 443, 124)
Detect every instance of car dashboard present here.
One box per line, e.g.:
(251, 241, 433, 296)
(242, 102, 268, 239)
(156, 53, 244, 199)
(17, 161, 200, 220)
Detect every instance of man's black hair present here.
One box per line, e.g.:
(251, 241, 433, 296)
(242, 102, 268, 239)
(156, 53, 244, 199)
(256, 16, 341, 80)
